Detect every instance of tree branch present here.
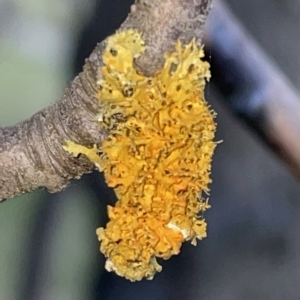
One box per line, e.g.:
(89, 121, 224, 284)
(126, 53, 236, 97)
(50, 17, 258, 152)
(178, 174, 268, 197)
(0, 0, 212, 201)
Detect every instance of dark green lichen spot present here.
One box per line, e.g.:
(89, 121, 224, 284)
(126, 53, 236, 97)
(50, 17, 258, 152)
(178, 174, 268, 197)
(169, 63, 178, 75)
(122, 87, 134, 97)
(110, 48, 118, 56)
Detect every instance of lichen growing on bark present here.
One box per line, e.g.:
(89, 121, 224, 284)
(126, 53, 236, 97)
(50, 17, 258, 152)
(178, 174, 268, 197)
(64, 29, 216, 281)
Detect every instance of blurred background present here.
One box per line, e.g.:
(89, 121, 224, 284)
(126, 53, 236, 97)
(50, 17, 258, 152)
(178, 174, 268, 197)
(1, 0, 300, 299)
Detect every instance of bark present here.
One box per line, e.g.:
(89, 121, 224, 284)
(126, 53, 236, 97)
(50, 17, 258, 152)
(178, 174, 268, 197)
(0, 0, 212, 201)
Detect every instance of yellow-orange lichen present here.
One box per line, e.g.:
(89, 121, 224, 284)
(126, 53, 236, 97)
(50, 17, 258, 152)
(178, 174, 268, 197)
(64, 29, 216, 281)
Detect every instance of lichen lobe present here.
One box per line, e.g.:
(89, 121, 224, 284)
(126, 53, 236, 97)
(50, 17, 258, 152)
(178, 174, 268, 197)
(65, 29, 216, 281)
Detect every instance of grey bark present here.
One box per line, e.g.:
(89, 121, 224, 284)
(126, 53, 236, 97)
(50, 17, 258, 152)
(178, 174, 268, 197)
(0, 0, 212, 201)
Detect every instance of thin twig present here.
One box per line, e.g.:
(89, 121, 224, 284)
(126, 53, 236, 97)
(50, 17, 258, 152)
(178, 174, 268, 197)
(205, 0, 300, 180)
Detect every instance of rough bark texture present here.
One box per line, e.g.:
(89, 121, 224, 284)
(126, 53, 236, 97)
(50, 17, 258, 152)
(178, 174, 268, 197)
(0, 0, 212, 201)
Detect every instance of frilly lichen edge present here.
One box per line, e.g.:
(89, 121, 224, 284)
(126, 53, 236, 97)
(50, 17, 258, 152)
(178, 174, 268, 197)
(64, 29, 217, 281)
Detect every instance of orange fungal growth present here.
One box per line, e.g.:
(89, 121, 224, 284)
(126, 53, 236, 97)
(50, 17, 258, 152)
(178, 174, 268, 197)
(64, 29, 217, 281)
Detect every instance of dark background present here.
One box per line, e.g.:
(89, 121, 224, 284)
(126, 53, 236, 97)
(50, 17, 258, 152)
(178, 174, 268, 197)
(1, 0, 300, 299)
